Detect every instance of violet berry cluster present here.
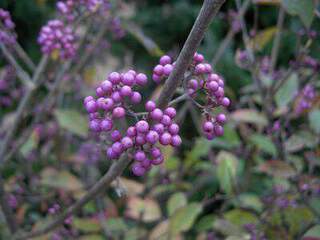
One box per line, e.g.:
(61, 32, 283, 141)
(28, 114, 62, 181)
(295, 84, 317, 115)
(153, 53, 230, 140)
(0, 8, 16, 45)
(57, 0, 110, 21)
(0, 65, 23, 108)
(109, 17, 126, 39)
(38, 20, 76, 60)
(84, 70, 181, 176)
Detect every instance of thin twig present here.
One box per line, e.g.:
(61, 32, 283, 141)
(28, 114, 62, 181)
(13, 156, 131, 240)
(13, 43, 36, 71)
(0, 42, 34, 89)
(13, 1, 226, 238)
(0, 55, 48, 166)
(212, 0, 251, 65)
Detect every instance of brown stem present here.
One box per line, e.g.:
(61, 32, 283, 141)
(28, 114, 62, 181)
(157, 0, 226, 108)
(13, 156, 131, 240)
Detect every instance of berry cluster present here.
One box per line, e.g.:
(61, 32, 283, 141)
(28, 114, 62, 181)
(38, 20, 76, 60)
(152, 55, 175, 84)
(109, 17, 126, 39)
(0, 8, 16, 45)
(295, 84, 317, 115)
(227, 10, 241, 33)
(0, 66, 23, 108)
(84, 70, 181, 176)
(57, 0, 110, 21)
(153, 53, 229, 140)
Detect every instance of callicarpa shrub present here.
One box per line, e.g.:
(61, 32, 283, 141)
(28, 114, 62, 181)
(85, 52, 229, 176)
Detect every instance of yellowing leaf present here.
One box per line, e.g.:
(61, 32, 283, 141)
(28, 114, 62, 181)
(50, 49, 59, 61)
(126, 196, 161, 222)
(258, 160, 296, 178)
(249, 27, 277, 51)
(40, 168, 84, 192)
(216, 151, 239, 194)
(119, 177, 144, 196)
(167, 192, 187, 216)
(73, 218, 101, 232)
(231, 109, 268, 127)
(54, 109, 88, 138)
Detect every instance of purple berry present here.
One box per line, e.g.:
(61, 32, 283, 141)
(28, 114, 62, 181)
(145, 100, 156, 112)
(100, 119, 113, 131)
(111, 130, 122, 142)
(134, 151, 146, 162)
(160, 55, 172, 65)
(164, 107, 176, 118)
(112, 107, 126, 118)
(136, 120, 149, 133)
(109, 72, 121, 84)
(150, 108, 163, 121)
(121, 136, 133, 149)
(146, 130, 159, 144)
(160, 132, 172, 145)
(171, 135, 182, 147)
(132, 162, 145, 176)
(135, 73, 148, 86)
(120, 85, 133, 97)
(216, 113, 227, 124)
(152, 155, 164, 165)
(131, 91, 142, 104)
(202, 121, 214, 133)
(214, 125, 224, 136)
(168, 123, 179, 135)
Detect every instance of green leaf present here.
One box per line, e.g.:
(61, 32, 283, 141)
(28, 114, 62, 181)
(54, 109, 88, 138)
(230, 109, 268, 127)
(216, 151, 239, 194)
(275, 73, 298, 108)
(309, 109, 320, 134)
(282, 0, 315, 28)
(20, 132, 38, 157)
(195, 215, 215, 232)
(249, 27, 278, 51)
(304, 225, 320, 239)
(169, 203, 202, 235)
(249, 134, 277, 156)
(236, 194, 263, 213)
(105, 218, 128, 233)
(224, 209, 258, 227)
(167, 192, 187, 216)
(73, 218, 100, 232)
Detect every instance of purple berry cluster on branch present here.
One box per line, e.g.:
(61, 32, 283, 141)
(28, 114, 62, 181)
(57, 0, 110, 22)
(0, 66, 23, 108)
(295, 84, 317, 115)
(154, 52, 230, 141)
(0, 8, 16, 45)
(84, 70, 181, 176)
(38, 20, 76, 60)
